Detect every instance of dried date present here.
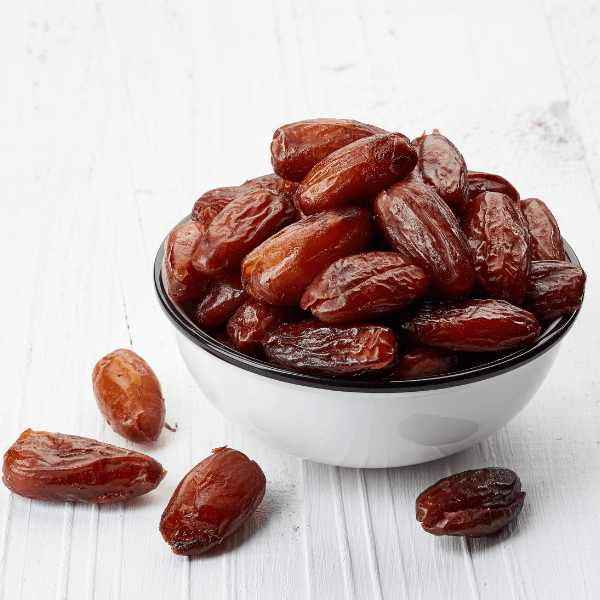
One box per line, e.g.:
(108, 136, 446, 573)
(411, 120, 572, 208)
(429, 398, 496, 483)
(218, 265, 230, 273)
(462, 191, 531, 305)
(300, 252, 429, 323)
(92, 349, 166, 443)
(416, 468, 526, 537)
(191, 186, 248, 225)
(2, 429, 166, 503)
(517, 198, 565, 261)
(163, 221, 210, 302)
(295, 133, 417, 215)
(241, 206, 373, 306)
(398, 299, 540, 352)
(159, 446, 266, 556)
(521, 260, 586, 320)
(468, 170, 520, 202)
(271, 118, 387, 182)
(192, 188, 293, 277)
(413, 130, 469, 217)
(392, 348, 458, 380)
(374, 180, 476, 299)
(194, 274, 249, 329)
(241, 173, 299, 202)
(263, 320, 397, 376)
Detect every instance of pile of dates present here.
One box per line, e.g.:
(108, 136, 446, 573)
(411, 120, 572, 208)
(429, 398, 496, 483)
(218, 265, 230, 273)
(163, 119, 586, 379)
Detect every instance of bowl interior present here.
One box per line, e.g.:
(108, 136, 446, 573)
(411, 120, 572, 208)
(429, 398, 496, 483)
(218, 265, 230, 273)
(154, 216, 583, 393)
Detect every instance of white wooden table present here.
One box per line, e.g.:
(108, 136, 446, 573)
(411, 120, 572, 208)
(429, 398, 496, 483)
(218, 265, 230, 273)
(1, 1, 599, 598)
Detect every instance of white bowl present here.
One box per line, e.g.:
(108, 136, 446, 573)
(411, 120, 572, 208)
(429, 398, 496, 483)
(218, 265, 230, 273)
(154, 224, 583, 468)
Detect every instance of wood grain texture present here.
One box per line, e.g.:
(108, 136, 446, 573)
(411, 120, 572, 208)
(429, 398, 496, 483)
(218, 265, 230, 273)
(0, 0, 599, 598)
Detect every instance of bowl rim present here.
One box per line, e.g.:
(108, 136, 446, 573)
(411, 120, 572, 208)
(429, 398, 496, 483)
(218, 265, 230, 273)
(154, 214, 583, 393)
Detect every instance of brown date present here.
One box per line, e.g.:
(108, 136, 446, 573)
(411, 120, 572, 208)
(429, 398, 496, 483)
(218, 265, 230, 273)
(462, 191, 531, 306)
(227, 299, 302, 354)
(191, 186, 248, 225)
(194, 274, 250, 329)
(159, 446, 266, 556)
(271, 118, 387, 182)
(163, 221, 210, 302)
(517, 198, 565, 261)
(92, 349, 166, 443)
(375, 180, 476, 299)
(300, 252, 429, 323)
(468, 170, 520, 202)
(2, 429, 166, 503)
(263, 320, 397, 377)
(522, 260, 586, 320)
(192, 188, 293, 277)
(392, 348, 458, 380)
(241, 206, 373, 306)
(241, 173, 299, 202)
(295, 133, 417, 216)
(416, 468, 526, 537)
(399, 299, 540, 352)
(413, 130, 469, 217)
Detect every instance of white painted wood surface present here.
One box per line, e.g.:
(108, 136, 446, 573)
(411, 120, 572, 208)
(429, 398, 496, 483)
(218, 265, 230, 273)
(1, 0, 599, 598)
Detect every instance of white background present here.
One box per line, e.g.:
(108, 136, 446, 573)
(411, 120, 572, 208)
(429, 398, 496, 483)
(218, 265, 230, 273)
(1, 0, 599, 598)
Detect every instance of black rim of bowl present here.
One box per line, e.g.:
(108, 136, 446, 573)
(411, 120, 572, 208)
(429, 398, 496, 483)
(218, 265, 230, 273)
(154, 215, 583, 393)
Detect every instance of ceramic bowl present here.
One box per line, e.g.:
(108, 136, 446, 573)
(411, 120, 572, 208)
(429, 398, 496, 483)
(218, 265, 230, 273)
(154, 219, 583, 468)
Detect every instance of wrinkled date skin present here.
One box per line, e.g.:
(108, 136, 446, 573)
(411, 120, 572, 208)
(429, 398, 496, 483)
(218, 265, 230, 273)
(191, 186, 249, 225)
(375, 180, 476, 299)
(522, 260, 586, 320)
(192, 188, 294, 277)
(241, 173, 299, 202)
(462, 192, 531, 306)
(92, 349, 166, 443)
(227, 299, 302, 354)
(159, 446, 266, 556)
(413, 130, 469, 217)
(399, 299, 540, 352)
(163, 221, 210, 302)
(517, 198, 565, 261)
(392, 348, 458, 380)
(2, 429, 166, 503)
(295, 133, 417, 216)
(416, 468, 526, 537)
(300, 252, 429, 323)
(468, 170, 520, 203)
(271, 118, 387, 182)
(194, 274, 249, 329)
(241, 206, 373, 306)
(263, 320, 397, 377)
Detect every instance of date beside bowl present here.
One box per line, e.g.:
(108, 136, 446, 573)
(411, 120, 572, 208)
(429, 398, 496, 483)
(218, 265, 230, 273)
(154, 224, 583, 469)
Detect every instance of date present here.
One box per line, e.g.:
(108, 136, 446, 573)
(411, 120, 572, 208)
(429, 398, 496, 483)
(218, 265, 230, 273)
(2, 429, 166, 503)
(92, 349, 166, 443)
(241, 206, 373, 306)
(163, 221, 210, 302)
(468, 170, 520, 202)
(398, 299, 540, 352)
(517, 198, 565, 261)
(241, 173, 299, 202)
(375, 180, 476, 299)
(295, 133, 417, 215)
(192, 188, 293, 277)
(194, 274, 250, 329)
(462, 191, 531, 306)
(392, 348, 458, 380)
(300, 252, 429, 323)
(413, 130, 469, 216)
(159, 446, 266, 556)
(416, 468, 526, 536)
(521, 260, 586, 320)
(271, 118, 387, 182)
(263, 320, 397, 376)
(191, 186, 249, 225)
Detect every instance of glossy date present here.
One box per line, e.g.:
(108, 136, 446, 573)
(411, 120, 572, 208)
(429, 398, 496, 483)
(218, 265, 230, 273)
(468, 170, 520, 202)
(517, 197, 565, 261)
(194, 274, 249, 329)
(300, 252, 429, 323)
(2, 429, 166, 503)
(416, 468, 526, 537)
(263, 320, 397, 376)
(92, 349, 166, 443)
(159, 446, 266, 556)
